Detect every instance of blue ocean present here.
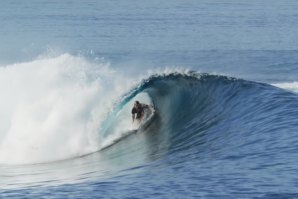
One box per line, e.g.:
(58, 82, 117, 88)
(1, 0, 298, 198)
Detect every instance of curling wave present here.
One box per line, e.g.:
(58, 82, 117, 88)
(2, 56, 298, 193)
(101, 72, 298, 163)
(1, 54, 298, 168)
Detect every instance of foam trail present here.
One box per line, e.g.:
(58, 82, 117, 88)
(0, 54, 131, 164)
(273, 82, 298, 93)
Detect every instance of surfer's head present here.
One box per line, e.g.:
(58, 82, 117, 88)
(134, 101, 140, 107)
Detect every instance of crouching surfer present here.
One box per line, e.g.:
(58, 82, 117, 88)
(131, 101, 154, 125)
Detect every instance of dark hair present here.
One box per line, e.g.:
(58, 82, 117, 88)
(135, 101, 140, 104)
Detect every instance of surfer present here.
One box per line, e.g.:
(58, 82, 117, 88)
(131, 101, 150, 123)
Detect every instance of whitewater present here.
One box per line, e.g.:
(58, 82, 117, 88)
(0, 53, 147, 164)
(2, 0, 298, 198)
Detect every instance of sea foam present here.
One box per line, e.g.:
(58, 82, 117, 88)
(0, 54, 131, 164)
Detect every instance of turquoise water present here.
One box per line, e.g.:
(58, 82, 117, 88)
(1, 1, 298, 198)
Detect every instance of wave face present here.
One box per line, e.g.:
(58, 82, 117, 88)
(124, 72, 298, 155)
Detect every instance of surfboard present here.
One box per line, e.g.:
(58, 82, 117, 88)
(100, 129, 138, 151)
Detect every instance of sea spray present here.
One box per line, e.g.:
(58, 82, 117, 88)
(0, 54, 131, 164)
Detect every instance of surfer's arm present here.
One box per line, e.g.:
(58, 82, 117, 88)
(141, 103, 148, 109)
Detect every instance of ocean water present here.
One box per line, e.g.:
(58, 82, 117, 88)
(1, 0, 298, 198)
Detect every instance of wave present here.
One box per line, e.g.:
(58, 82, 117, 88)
(1, 53, 298, 166)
